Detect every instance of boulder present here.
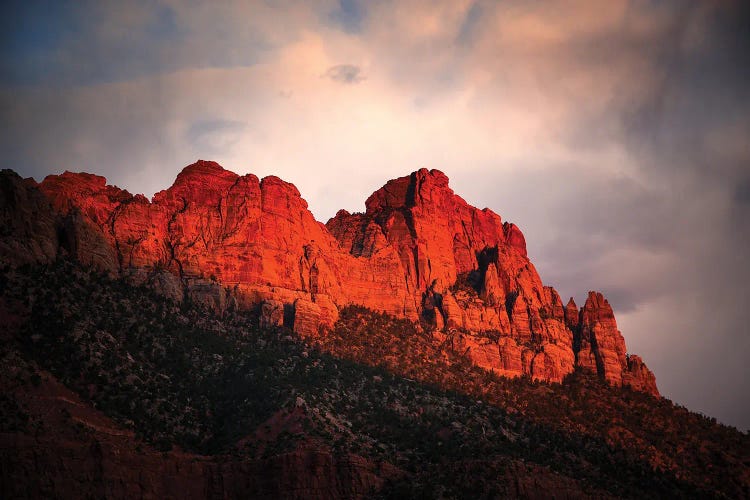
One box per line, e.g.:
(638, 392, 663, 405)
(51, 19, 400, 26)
(293, 298, 322, 338)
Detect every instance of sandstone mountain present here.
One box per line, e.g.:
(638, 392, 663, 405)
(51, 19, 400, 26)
(1, 161, 656, 395)
(3, 162, 749, 499)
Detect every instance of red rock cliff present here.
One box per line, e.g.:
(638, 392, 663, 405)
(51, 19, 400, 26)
(0, 162, 658, 395)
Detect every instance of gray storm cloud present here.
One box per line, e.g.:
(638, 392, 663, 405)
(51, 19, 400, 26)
(1, 0, 748, 429)
(324, 64, 366, 84)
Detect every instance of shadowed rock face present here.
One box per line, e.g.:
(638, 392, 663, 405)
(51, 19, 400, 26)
(0, 161, 658, 395)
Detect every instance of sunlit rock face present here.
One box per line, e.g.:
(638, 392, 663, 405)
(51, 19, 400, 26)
(0, 161, 657, 395)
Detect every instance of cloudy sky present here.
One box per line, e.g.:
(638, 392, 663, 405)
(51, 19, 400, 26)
(2, 0, 748, 430)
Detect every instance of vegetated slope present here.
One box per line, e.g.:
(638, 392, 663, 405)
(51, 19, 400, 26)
(1, 260, 748, 498)
(319, 307, 750, 497)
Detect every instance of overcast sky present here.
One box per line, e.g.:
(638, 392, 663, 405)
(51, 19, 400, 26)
(2, 0, 748, 430)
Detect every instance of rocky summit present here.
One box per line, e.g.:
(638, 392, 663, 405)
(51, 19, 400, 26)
(3, 161, 655, 394)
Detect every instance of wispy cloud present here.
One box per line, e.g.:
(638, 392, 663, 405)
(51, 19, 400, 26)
(187, 119, 247, 154)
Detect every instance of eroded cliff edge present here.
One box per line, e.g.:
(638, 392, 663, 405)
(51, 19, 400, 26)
(0, 161, 657, 395)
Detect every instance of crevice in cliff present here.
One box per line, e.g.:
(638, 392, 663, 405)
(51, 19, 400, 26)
(591, 333, 606, 380)
(405, 171, 418, 208)
(402, 209, 418, 240)
(352, 215, 374, 256)
(56, 212, 77, 258)
(107, 202, 126, 270)
(421, 282, 447, 331)
(505, 290, 519, 321)
(572, 319, 582, 357)
(283, 303, 296, 330)
(476, 246, 499, 293)
(309, 264, 320, 294)
(411, 245, 420, 288)
(164, 239, 184, 278)
(125, 235, 146, 269)
(164, 196, 190, 277)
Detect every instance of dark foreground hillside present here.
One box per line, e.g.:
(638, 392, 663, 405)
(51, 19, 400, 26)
(1, 260, 748, 499)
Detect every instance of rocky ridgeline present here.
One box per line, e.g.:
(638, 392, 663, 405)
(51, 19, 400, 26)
(0, 161, 657, 395)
